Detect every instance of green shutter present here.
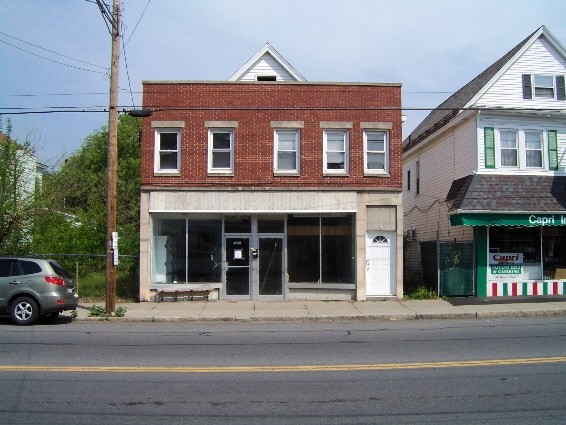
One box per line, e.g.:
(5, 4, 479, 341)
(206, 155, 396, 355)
(484, 127, 495, 169)
(548, 130, 558, 170)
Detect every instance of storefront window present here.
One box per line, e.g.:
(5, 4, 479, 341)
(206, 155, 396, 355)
(489, 227, 541, 280)
(542, 227, 566, 279)
(321, 216, 354, 283)
(225, 215, 251, 233)
(187, 219, 222, 282)
(152, 217, 222, 283)
(153, 218, 186, 283)
(287, 216, 320, 283)
(287, 215, 354, 284)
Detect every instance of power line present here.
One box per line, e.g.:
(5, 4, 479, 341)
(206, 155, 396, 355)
(1, 105, 565, 115)
(0, 39, 106, 74)
(0, 91, 142, 97)
(122, 0, 151, 49)
(0, 31, 106, 69)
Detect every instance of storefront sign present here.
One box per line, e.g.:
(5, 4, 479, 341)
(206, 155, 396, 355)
(489, 253, 523, 265)
(451, 213, 566, 227)
(491, 265, 522, 275)
(489, 253, 523, 279)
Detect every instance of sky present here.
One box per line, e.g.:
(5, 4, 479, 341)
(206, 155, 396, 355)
(1, 0, 566, 167)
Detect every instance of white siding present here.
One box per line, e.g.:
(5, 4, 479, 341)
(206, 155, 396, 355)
(476, 37, 566, 109)
(403, 118, 476, 241)
(236, 53, 298, 82)
(477, 113, 566, 175)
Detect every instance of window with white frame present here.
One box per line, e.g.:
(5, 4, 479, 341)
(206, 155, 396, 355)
(364, 130, 388, 173)
(522, 74, 566, 100)
(155, 128, 180, 173)
(324, 130, 349, 173)
(500, 130, 518, 167)
(525, 131, 543, 167)
(498, 129, 544, 169)
(274, 129, 300, 173)
(208, 129, 234, 173)
(533, 75, 555, 98)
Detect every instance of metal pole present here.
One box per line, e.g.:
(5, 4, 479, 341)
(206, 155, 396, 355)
(106, 0, 120, 314)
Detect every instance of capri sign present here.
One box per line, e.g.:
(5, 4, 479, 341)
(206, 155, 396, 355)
(451, 213, 566, 227)
(489, 253, 522, 279)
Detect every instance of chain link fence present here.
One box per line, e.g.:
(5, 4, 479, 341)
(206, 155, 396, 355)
(33, 254, 139, 301)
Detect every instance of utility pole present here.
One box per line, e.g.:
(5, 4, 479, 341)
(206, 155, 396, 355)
(105, 0, 120, 314)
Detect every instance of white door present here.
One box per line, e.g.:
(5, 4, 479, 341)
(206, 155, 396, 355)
(366, 232, 396, 296)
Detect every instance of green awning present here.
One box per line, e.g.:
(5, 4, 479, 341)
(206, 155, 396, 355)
(450, 213, 566, 227)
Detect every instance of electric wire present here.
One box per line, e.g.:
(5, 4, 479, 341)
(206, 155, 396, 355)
(0, 39, 107, 74)
(0, 31, 106, 69)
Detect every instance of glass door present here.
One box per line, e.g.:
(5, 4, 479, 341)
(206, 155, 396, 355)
(258, 237, 284, 297)
(225, 237, 250, 296)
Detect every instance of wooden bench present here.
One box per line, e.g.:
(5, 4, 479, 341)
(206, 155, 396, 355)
(150, 283, 222, 302)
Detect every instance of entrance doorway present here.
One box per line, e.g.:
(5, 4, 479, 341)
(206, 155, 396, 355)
(366, 232, 396, 296)
(224, 217, 285, 300)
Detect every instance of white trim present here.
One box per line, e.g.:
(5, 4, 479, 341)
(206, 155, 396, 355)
(274, 129, 300, 174)
(364, 130, 389, 175)
(323, 129, 349, 174)
(154, 128, 180, 174)
(229, 43, 306, 82)
(208, 128, 234, 174)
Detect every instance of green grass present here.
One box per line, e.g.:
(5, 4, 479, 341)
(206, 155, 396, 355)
(76, 270, 139, 301)
(404, 286, 438, 300)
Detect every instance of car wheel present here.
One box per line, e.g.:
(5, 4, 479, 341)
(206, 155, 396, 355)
(39, 311, 60, 323)
(10, 297, 40, 326)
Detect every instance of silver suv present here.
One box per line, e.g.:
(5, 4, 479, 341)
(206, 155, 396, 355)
(0, 257, 79, 325)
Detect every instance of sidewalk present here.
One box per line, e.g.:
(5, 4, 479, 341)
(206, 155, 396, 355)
(74, 296, 566, 323)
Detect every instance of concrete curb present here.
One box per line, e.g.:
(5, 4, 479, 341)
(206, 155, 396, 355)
(73, 308, 566, 323)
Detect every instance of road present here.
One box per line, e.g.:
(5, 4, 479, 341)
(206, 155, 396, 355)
(0, 316, 565, 424)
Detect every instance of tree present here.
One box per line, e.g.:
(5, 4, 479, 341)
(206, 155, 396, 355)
(31, 114, 141, 257)
(0, 118, 47, 254)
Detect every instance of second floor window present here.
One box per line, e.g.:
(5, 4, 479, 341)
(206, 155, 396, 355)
(499, 129, 543, 169)
(155, 129, 180, 173)
(274, 129, 300, 173)
(324, 130, 349, 173)
(208, 129, 234, 173)
(500, 130, 518, 167)
(364, 131, 388, 173)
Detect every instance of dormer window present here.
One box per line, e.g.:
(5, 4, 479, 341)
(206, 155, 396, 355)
(256, 75, 277, 82)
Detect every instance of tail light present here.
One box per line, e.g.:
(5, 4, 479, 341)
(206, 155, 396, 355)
(45, 276, 65, 286)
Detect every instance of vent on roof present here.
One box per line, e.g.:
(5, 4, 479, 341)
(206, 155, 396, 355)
(256, 75, 277, 81)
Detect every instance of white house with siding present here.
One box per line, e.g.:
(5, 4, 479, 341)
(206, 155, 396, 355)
(403, 26, 566, 298)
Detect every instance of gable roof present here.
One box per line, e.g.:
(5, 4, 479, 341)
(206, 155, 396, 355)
(229, 42, 306, 82)
(403, 26, 566, 153)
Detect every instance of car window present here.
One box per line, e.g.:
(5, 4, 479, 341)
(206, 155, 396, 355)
(0, 260, 21, 277)
(20, 260, 42, 275)
(49, 261, 72, 278)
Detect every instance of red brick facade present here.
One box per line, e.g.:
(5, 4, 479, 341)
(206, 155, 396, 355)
(141, 82, 402, 189)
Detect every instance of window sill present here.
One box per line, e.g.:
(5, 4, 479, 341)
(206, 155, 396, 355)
(154, 171, 180, 176)
(364, 172, 390, 177)
(323, 171, 349, 177)
(274, 171, 300, 176)
(208, 171, 234, 176)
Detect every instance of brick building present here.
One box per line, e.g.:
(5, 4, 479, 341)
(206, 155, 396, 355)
(139, 44, 403, 301)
